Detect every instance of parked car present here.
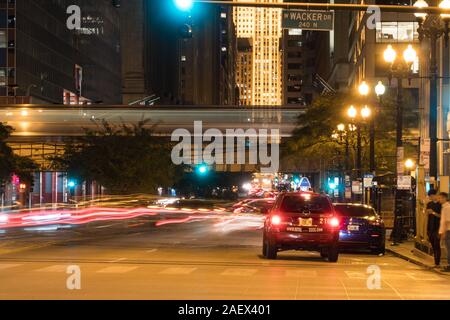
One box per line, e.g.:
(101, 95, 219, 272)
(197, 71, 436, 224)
(333, 203, 386, 255)
(263, 192, 341, 262)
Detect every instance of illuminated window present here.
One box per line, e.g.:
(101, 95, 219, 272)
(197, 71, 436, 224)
(376, 21, 419, 43)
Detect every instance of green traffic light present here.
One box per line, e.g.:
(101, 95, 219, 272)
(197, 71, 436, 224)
(174, 0, 193, 11)
(197, 165, 208, 174)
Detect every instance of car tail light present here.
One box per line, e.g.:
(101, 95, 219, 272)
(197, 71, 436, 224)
(271, 215, 282, 225)
(329, 217, 340, 227)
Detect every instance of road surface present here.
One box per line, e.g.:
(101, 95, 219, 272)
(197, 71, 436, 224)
(0, 216, 449, 299)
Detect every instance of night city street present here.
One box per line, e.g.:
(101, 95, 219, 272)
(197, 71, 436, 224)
(3, 0, 450, 306)
(0, 197, 449, 300)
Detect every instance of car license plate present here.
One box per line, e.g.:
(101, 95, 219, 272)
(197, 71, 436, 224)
(299, 218, 313, 227)
(347, 225, 359, 231)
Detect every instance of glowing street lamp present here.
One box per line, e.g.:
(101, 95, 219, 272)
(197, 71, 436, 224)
(375, 81, 386, 97)
(347, 105, 357, 119)
(405, 158, 416, 170)
(361, 105, 372, 119)
(358, 81, 370, 96)
(403, 45, 417, 64)
(413, 0, 428, 19)
(383, 45, 396, 64)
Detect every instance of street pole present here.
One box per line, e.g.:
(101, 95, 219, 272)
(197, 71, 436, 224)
(429, 32, 438, 184)
(369, 117, 375, 173)
(393, 76, 404, 245)
(356, 124, 362, 203)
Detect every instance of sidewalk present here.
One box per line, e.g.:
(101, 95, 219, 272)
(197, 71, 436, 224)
(386, 240, 450, 276)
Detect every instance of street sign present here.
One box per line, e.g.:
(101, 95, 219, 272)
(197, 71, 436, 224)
(363, 174, 374, 188)
(420, 138, 430, 171)
(282, 9, 334, 31)
(352, 181, 362, 194)
(397, 175, 412, 190)
(397, 147, 404, 175)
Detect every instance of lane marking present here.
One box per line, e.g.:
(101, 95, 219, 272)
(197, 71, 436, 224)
(159, 267, 197, 275)
(345, 271, 366, 279)
(285, 270, 317, 278)
(406, 272, 441, 281)
(221, 268, 258, 276)
(97, 266, 138, 274)
(146, 249, 158, 253)
(35, 265, 68, 272)
(382, 280, 405, 300)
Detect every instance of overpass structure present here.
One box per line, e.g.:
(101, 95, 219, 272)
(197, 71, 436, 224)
(1, 105, 304, 168)
(1, 105, 304, 142)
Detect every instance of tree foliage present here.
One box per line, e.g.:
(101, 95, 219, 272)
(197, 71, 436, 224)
(282, 91, 418, 174)
(0, 122, 38, 186)
(51, 119, 181, 194)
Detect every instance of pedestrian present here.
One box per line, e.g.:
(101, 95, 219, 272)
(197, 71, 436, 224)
(426, 189, 441, 267)
(438, 192, 450, 272)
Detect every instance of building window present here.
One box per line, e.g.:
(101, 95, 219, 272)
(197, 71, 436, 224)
(288, 29, 302, 36)
(0, 31, 6, 48)
(376, 21, 419, 43)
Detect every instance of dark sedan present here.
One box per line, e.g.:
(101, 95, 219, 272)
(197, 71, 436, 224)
(333, 203, 386, 255)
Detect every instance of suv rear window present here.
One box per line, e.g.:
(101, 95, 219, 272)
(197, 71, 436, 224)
(334, 205, 376, 217)
(280, 195, 332, 214)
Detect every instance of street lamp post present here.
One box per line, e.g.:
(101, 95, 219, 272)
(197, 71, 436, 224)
(383, 44, 416, 244)
(347, 105, 371, 203)
(414, 0, 450, 185)
(374, 81, 387, 174)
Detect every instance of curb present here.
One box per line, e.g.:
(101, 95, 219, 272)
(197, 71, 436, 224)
(386, 247, 449, 276)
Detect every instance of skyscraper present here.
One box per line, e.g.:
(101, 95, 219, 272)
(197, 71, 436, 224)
(0, 0, 122, 104)
(233, 0, 283, 106)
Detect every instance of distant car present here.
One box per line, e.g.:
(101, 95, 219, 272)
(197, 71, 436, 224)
(233, 199, 275, 214)
(262, 192, 341, 262)
(333, 203, 386, 255)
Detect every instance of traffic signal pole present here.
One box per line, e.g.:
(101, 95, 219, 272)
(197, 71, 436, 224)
(196, 0, 450, 14)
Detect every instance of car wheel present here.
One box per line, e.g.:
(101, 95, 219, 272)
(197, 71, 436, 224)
(320, 248, 329, 259)
(328, 244, 339, 263)
(371, 245, 386, 256)
(264, 236, 277, 259)
(262, 235, 268, 257)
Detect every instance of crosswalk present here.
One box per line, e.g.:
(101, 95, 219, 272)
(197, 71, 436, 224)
(0, 262, 446, 281)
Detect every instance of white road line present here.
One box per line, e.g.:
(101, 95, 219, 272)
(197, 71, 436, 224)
(146, 249, 158, 253)
(97, 266, 138, 274)
(382, 280, 405, 300)
(221, 268, 258, 276)
(0, 263, 22, 270)
(285, 270, 318, 278)
(345, 271, 366, 279)
(108, 258, 127, 263)
(159, 267, 197, 275)
(338, 279, 350, 300)
(35, 265, 68, 272)
(406, 272, 441, 281)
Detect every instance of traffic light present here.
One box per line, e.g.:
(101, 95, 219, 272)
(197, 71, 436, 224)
(68, 179, 77, 188)
(174, 0, 193, 11)
(196, 164, 208, 175)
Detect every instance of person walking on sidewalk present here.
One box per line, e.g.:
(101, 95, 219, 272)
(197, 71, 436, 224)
(426, 189, 441, 267)
(438, 192, 450, 272)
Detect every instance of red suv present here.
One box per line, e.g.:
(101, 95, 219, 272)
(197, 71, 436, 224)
(262, 192, 341, 262)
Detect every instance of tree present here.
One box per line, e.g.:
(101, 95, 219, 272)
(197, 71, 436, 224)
(282, 91, 418, 175)
(52, 119, 181, 194)
(0, 122, 38, 187)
